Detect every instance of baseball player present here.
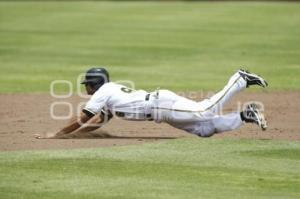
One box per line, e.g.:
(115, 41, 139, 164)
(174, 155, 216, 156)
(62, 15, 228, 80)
(37, 67, 268, 139)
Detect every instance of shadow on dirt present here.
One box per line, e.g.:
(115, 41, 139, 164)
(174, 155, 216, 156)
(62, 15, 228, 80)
(54, 131, 180, 140)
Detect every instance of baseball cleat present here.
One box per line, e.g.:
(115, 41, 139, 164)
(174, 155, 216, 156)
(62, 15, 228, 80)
(238, 69, 268, 88)
(242, 103, 267, 131)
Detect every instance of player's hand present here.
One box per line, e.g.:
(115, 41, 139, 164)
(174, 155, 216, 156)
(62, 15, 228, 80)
(34, 133, 53, 139)
(34, 133, 43, 139)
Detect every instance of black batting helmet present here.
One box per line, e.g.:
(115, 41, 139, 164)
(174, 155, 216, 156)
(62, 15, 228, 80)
(81, 67, 110, 90)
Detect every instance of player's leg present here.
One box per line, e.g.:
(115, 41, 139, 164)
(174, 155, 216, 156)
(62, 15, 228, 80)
(200, 113, 243, 137)
(168, 112, 242, 137)
(152, 69, 267, 121)
(198, 69, 268, 113)
(170, 103, 267, 137)
(209, 103, 267, 136)
(151, 70, 268, 136)
(151, 89, 207, 123)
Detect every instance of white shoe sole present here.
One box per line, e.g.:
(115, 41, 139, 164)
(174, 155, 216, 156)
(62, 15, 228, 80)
(250, 104, 268, 131)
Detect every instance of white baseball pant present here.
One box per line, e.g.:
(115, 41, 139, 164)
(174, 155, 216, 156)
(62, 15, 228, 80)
(150, 72, 247, 137)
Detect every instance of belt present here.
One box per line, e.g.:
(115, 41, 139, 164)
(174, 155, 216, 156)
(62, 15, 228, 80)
(145, 93, 150, 101)
(145, 93, 152, 120)
(146, 113, 153, 120)
(146, 90, 159, 101)
(115, 111, 153, 121)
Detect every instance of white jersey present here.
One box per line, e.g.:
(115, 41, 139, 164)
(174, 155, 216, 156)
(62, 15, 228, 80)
(84, 82, 152, 120)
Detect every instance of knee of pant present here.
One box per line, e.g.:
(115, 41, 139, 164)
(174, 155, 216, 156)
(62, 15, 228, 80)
(194, 125, 216, 137)
(197, 130, 216, 137)
(175, 122, 216, 137)
(197, 132, 214, 138)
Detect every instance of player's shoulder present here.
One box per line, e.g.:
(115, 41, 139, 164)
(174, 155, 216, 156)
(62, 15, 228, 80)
(92, 82, 121, 97)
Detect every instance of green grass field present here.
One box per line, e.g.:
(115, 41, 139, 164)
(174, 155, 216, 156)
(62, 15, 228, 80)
(0, 1, 300, 199)
(1, 139, 300, 199)
(0, 1, 300, 92)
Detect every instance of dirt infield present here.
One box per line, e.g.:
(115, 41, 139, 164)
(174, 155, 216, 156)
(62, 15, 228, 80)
(0, 91, 299, 151)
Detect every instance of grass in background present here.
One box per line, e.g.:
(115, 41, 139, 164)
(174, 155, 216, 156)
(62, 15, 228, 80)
(0, 1, 300, 93)
(0, 138, 299, 199)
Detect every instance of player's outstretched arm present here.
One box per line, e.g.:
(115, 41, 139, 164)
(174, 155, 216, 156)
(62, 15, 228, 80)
(35, 111, 96, 139)
(58, 113, 104, 139)
(54, 111, 93, 138)
(54, 109, 113, 138)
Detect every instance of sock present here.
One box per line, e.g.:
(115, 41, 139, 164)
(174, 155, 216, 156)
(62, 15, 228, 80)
(240, 111, 253, 123)
(240, 111, 246, 122)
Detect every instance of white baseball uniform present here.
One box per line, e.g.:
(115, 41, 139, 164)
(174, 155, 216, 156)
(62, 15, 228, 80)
(83, 71, 247, 137)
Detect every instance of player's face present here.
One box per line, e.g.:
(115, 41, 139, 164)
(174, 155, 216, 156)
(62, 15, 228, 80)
(85, 84, 96, 95)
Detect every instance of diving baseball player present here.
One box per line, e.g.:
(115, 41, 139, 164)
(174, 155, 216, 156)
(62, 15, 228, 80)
(36, 67, 268, 139)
